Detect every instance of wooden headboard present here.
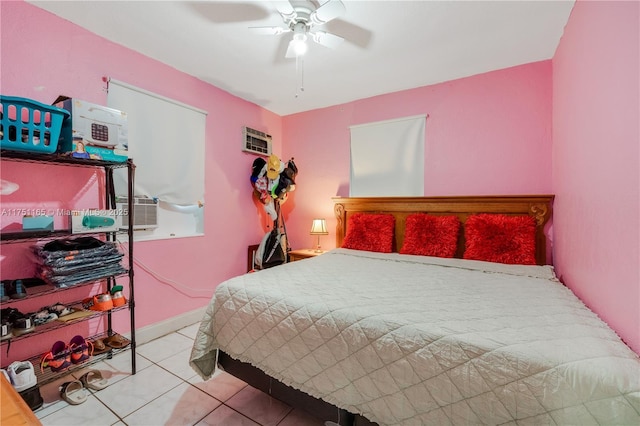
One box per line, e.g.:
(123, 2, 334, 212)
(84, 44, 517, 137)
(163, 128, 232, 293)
(333, 195, 554, 265)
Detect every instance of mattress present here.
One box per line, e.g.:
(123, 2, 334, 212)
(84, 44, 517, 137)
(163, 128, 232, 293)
(190, 249, 640, 425)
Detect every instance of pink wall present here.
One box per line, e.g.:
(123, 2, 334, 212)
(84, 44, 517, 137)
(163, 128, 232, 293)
(1, 1, 282, 362)
(552, 0, 639, 353)
(0, 1, 554, 364)
(282, 61, 553, 253)
(6, 0, 635, 364)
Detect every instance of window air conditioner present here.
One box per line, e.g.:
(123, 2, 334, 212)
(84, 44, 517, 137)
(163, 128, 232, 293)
(242, 126, 272, 156)
(116, 196, 159, 230)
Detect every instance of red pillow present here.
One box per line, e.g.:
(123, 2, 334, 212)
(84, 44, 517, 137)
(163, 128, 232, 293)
(463, 214, 537, 265)
(342, 213, 395, 253)
(400, 214, 460, 258)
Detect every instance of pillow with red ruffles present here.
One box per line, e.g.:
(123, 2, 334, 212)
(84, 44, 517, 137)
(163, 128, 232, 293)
(463, 214, 537, 265)
(341, 213, 395, 253)
(400, 214, 460, 258)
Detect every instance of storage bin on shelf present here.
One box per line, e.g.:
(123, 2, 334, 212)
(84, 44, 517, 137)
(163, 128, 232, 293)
(0, 95, 70, 154)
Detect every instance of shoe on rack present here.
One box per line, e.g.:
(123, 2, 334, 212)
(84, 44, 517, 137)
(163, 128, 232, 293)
(0, 308, 37, 338)
(1, 318, 12, 341)
(2, 308, 35, 337)
(103, 333, 130, 349)
(7, 361, 37, 392)
(7, 361, 45, 413)
(69, 335, 93, 364)
(82, 293, 113, 312)
(32, 308, 58, 326)
(40, 341, 72, 373)
(0, 280, 10, 302)
(110, 286, 126, 307)
(1, 308, 16, 335)
(7, 362, 44, 412)
(90, 338, 112, 355)
(8, 279, 27, 299)
(11, 314, 35, 336)
(48, 303, 73, 317)
(1, 307, 18, 321)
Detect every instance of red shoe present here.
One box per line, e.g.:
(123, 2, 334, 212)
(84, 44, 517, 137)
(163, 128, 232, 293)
(110, 286, 126, 307)
(69, 335, 93, 364)
(82, 294, 113, 311)
(41, 341, 71, 373)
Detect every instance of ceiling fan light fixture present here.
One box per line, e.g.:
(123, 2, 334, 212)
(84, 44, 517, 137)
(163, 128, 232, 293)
(291, 22, 309, 56)
(257, 0, 346, 60)
(292, 35, 308, 56)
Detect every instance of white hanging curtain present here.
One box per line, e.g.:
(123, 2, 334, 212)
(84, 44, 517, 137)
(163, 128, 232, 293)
(349, 114, 426, 197)
(107, 79, 206, 205)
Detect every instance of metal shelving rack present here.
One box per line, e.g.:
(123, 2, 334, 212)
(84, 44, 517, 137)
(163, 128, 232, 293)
(0, 150, 137, 384)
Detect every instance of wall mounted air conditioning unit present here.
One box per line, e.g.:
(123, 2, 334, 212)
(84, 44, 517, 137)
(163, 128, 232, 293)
(242, 126, 272, 156)
(116, 196, 159, 230)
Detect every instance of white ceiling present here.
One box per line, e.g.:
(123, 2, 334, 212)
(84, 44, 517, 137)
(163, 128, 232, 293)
(28, 0, 575, 116)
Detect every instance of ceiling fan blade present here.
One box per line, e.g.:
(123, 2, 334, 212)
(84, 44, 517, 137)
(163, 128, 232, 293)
(249, 26, 289, 35)
(311, 0, 346, 25)
(311, 31, 344, 49)
(273, 1, 296, 21)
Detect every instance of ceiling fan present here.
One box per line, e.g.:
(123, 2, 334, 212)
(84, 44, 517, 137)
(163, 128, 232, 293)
(250, 0, 346, 58)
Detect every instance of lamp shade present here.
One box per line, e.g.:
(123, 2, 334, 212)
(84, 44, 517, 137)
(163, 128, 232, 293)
(310, 219, 328, 235)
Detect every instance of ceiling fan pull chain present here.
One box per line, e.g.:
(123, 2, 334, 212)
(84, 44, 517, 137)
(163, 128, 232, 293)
(295, 55, 300, 98)
(300, 57, 305, 93)
(295, 55, 305, 98)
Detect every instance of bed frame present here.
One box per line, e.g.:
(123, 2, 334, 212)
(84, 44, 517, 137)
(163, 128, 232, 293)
(219, 195, 555, 425)
(334, 195, 554, 265)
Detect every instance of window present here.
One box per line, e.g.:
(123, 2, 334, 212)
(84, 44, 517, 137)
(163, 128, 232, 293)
(107, 79, 207, 240)
(349, 114, 426, 196)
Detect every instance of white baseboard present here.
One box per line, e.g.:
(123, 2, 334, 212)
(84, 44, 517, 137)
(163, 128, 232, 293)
(130, 305, 207, 345)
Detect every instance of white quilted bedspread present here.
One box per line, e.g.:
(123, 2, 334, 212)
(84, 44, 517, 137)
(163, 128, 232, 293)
(190, 249, 640, 425)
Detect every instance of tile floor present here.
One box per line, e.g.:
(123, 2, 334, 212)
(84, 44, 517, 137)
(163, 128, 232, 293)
(34, 323, 326, 426)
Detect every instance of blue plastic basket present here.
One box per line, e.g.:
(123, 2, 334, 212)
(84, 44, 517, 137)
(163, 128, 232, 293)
(0, 95, 70, 154)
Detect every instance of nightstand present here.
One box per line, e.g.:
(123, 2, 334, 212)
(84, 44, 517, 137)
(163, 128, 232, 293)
(288, 249, 326, 262)
(247, 244, 260, 272)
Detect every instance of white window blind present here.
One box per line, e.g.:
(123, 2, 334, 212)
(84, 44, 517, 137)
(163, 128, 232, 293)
(349, 114, 426, 196)
(107, 79, 206, 204)
(107, 79, 207, 239)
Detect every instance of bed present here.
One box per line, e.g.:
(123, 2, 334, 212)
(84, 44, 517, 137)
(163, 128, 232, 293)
(190, 195, 640, 425)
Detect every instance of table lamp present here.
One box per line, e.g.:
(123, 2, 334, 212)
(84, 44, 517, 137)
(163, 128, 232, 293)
(310, 218, 328, 253)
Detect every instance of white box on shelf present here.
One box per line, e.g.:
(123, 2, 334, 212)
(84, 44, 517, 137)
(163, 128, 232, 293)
(54, 96, 128, 162)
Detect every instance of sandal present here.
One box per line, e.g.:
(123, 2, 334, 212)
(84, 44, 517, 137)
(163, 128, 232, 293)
(90, 338, 111, 355)
(59, 380, 88, 405)
(79, 369, 109, 391)
(103, 333, 130, 349)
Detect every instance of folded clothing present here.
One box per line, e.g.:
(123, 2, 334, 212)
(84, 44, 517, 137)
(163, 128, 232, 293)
(31, 237, 127, 288)
(41, 264, 128, 288)
(38, 254, 124, 276)
(35, 246, 123, 268)
(42, 236, 104, 252)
